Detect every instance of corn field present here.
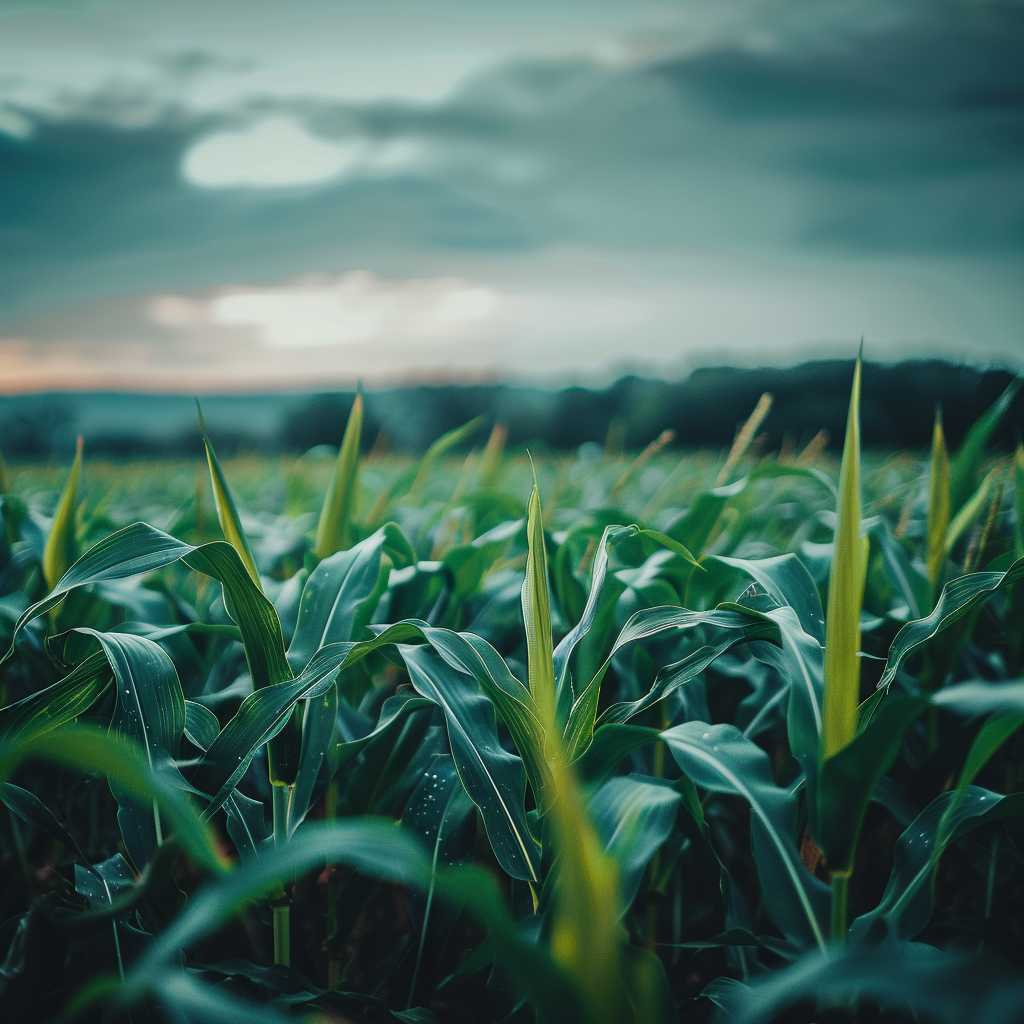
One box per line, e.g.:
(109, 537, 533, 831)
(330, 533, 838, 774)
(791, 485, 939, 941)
(2, 367, 1024, 1024)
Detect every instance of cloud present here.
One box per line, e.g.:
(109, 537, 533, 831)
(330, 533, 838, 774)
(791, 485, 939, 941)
(181, 117, 425, 187)
(151, 270, 506, 348)
(2, 0, 1024, 387)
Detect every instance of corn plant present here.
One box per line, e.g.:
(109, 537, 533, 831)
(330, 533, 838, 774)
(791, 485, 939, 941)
(1, 368, 1024, 1024)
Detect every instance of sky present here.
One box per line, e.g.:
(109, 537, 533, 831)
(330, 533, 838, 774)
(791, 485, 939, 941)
(1, 0, 1022, 392)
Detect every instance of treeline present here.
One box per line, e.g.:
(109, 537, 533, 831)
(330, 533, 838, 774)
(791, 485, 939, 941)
(1, 358, 1021, 459)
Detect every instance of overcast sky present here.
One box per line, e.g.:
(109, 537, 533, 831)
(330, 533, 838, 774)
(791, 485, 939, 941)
(1, 0, 1022, 392)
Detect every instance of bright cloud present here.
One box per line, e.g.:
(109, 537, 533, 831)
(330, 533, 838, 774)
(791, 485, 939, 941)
(181, 118, 423, 187)
(151, 271, 506, 349)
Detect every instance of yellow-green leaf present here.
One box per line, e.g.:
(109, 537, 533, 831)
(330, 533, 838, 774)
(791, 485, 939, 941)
(478, 422, 507, 489)
(945, 465, 1000, 559)
(197, 402, 261, 590)
(314, 391, 363, 559)
(547, 754, 633, 1024)
(715, 392, 773, 486)
(522, 474, 556, 727)
(821, 349, 868, 762)
(409, 415, 485, 499)
(926, 406, 950, 589)
(42, 435, 83, 590)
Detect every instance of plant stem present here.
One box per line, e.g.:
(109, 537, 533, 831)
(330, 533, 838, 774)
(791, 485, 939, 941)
(271, 785, 292, 966)
(272, 903, 290, 967)
(325, 777, 341, 989)
(830, 870, 850, 944)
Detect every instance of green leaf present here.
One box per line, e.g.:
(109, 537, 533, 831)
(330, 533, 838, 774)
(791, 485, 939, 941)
(286, 679, 338, 835)
(576, 724, 661, 784)
(589, 774, 681, 906)
(948, 375, 1021, 514)
(125, 821, 586, 1024)
(412, 625, 551, 811)
(400, 642, 541, 882)
(821, 346, 867, 762)
(709, 942, 1024, 1024)
(197, 401, 261, 589)
(402, 754, 476, 1006)
(566, 606, 780, 762)
(0, 650, 112, 742)
(523, 478, 556, 726)
(1, 781, 91, 864)
(314, 391, 363, 558)
(945, 465, 1000, 557)
(288, 524, 413, 672)
(0, 725, 223, 873)
(184, 700, 220, 751)
(189, 640, 353, 813)
(926, 406, 950, 589)
(410, 415, 486, 498)
(813, 692, 924, 873)
(42, 434, 83, 590)
(53, 628, 187, 866)
(553, 524, 701, 719)
(877, 556, 1024, 690)
(3, 523, 209, 660)
(130, 818, 431, 980)
(712, 553, 827, 759)
(662, 721, 829, 950)
(851, 787, 1024, 943)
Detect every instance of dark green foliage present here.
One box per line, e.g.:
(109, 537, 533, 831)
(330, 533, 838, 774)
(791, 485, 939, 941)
(2, 391, 1023, 1023)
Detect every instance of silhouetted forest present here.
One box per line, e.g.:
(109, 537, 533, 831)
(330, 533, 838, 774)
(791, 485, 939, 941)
(2, 359, 1021, 459)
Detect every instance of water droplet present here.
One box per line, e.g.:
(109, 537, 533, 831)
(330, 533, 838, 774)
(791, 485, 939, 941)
(702, 732, 710, 740)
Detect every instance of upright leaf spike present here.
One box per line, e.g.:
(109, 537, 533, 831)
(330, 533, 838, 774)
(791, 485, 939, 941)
(42, 435, 83, 591)
(926, 405, 950, 591)
(522, 455, 556, 731)
(196, 400, 261, 590)
(478, 422, 508, 488)
(821, 344, 868, 764)
(520, 462, 646, 1023)
(819, 343, 869, 943)
(948, 375, 1022, 514)
(314, 387, 363, 559)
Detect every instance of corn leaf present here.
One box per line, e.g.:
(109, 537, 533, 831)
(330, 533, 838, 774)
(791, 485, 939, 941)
(0, 650, 112, 742)
(197, 402, 261, 589)
(401, 642, 540, 882)
(850, 787, 1024, 944)
(662, 721, 829, 950)
(821, 348, 868, 762)
(948, 375, 1021, 514)
(926, 407, 950, 589)
(0, 725, 223, 874)
(523, 479, 556, 724)
(877, 556, 1024, 690)
(314, 391, 363, 559)
(42, 435, 83, 590)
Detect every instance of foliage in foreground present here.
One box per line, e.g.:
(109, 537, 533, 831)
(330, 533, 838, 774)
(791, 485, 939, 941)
(1, 372, 1024, 1023)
